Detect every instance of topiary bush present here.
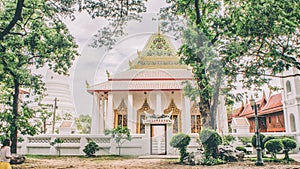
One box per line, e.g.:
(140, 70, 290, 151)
(281, 138, 297, 160)
(83, 141, 100, 157)
(265, 139, 283, 159)
(170, 133, 191, 164)
(251, 133, 265, 149)
(262, 136, 275, 146)
(199, 128, 222, 159)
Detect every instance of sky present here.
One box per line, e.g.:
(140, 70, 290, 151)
(62, 1, 170, 115)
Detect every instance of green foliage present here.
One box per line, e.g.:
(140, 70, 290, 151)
(81, 0, 147, 49)
(222, 135, 235, 145)
(201, 157, 226, 166)
(83, 141, 100, 157)
(262, 136, 275, 146)
(239, 137, 252, 146)
(235, 146, 246, 153)
(265, 139, 283, 159)
(251, 134, 265, 149)
(0, 0, 78, 153)
(50, 138, 64, 157)
(248, 157, 294, 163)
(161, 0, 300, 130)
(75, 115, 92, 134)
(199, 129, 222, 159)
(170, 133, 191, 164)
(281, 138, 297, 161)
(37, 104, 53, 134)
(105, 126, 131, 155)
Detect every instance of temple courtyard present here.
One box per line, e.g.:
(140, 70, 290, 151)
(12, 154, 300, 169)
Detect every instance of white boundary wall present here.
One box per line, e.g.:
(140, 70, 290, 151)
(17, 134, 200, 156)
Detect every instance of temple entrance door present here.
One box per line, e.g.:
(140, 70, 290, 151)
(150, 124, 167, 155)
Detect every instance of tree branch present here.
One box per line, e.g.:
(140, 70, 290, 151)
(0, 0, 24, 40)
(194, 0, 201, 25)
(237, 70, 300, 78)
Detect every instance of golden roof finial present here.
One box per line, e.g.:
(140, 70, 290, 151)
(106, 70, 110, 78)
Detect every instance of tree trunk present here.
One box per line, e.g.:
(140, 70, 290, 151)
(43, 119, 47, 134)
(199, 101, 210, 129)
(209, 71, 222, 130)
(11, 78, 19, 154)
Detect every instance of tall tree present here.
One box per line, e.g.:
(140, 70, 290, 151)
(0, 0, 78, 153)
(160, 0, 300, 129)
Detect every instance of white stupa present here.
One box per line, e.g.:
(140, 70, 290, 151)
(41, 69, 76, 133)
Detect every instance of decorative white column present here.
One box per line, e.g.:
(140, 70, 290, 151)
(91, 92, 100, 134)
(127, 93, 135, 133)
(182, 96, 191, 133)
(99, 95, 105, 134)
(106, 93, 114, 130)
(156, 92, 162, 115)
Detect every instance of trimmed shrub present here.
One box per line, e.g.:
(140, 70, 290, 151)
(262, 136, 275, 146)
(199, 129, 222, 159)
(170, 133, 191, 164)
(265, 139, 283, 159)
(251, 133, 265, 149)
(281, 138, 297, 160)
(236, 146, 246, 153)
(83, 141, 100, 157)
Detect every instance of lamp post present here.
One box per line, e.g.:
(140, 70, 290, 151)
(250, 96, 263, 166)
(52, 97, 58, 134)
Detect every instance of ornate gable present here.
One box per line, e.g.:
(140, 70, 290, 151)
(114, 99, 127, 115)
(129, 32, 187, 69)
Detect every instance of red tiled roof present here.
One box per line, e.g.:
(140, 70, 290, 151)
(260, 93, 283, 115)
(239, 104, 254, 117)
(232, 103, 244, 118)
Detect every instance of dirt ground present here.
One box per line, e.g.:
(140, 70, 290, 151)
(12, 157, 300, 169)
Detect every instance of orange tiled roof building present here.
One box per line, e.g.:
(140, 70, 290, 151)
(229, 92, 285, 133)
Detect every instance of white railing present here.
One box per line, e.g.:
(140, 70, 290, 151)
(17, 133, 201, 156)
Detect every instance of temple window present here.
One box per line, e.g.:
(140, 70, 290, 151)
(286, 80, 292, 93)
(136, 98, 154, 134)
(164, 99, 181, 133)
(114, 99, 128, 128)
(190, 102, 201, 133)
(290, 113, 296, 132)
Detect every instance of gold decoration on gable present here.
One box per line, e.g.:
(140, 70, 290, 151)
(114, 99, 127, 115)
(129, 32, 188, 69)
(137, 98, 154, 114)
(190, 101, 201, 115)
(137, 98, 154, 134)
(164, 99, 181, 115)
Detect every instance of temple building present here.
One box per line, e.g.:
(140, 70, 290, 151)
(87, 32, 228, 155)
(229, 92, 285, 134)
